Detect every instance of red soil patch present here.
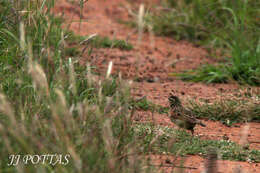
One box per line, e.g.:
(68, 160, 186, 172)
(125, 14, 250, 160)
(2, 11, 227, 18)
(148, 154, 260, 173)
(53, 0, 260, 171)
(133, 111, 260, 150)
(132, 81, 241, 106)
(53, 0, 215, 81)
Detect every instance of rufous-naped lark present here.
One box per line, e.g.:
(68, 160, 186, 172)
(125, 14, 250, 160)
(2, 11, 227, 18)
(168, 92, 206, 134)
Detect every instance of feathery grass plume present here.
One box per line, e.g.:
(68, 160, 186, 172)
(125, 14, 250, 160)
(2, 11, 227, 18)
(30, 62, 50, 96)
(67, 145, 82, 172)
(98, 80, 103, 105)
(51, 89, 69, 138)
(0, 93, 16, 126)
(68, 58, 77, 95)
(19, 21, 26, 51)
(53, 88, 76, 133)
(60, 30, 67, 48)
(104, 96, 114, 114)
(106, 61, 113, 79)
(0, 124, 13, 153)
(103, 119, 116, 170)
(80, 33, 98, 45)
(54, 88, 67, 110)
(52, 88, 82, 171)
(0, 94, 32, 155)
(80, 33, 97, 55)
(118, 71, 122, 82)
(27, 41, 49, 96)
(137, 4, 144, 46)
(86, 62, 96, 87)
(148, 24, 155, 48)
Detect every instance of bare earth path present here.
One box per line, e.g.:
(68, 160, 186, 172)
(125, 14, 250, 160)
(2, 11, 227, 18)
(53, 0, 260, 172)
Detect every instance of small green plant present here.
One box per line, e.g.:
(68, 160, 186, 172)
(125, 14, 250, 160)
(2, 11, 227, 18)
(130, 97, 169, 114)
(65, 47, 81, 56)
(65, 32, 133, 56)
(173, 64, 230, 83)
(133, 124, 260, 162)
(90, 36, 133, 50)
(66, 32, 133, 50)
(168, 0, 260, 85)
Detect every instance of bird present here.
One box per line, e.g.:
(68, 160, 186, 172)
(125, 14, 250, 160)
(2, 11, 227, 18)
(168, 92, 206, 134)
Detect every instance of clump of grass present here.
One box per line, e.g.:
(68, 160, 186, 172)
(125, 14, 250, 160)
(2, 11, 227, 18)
(90, 36, 133, 50)
(65, 47, 81, 56)
(64, 32, 133, 56)
(187, 98, 260, 126)
(175, 35, 260, 85)
(133, 124, 260, 162)
(172, 64, 230, 84)
(148, 0, 259, 45)
(131, 96, 260, 126)
(165, 0, 260, 86)
(66, 31, 133, 50)
(125, 0, 260, 86)
(130, 97, 169, 114)
(0, 1, 145, 172)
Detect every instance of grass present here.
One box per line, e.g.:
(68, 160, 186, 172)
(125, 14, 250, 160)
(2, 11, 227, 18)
(131, 97, 260, 126)
(90, 36, 133, 50)
(0, 1, 142, 172)
(150, 1, 259, 43)
(66, 31, 133, 51)
(130, 97, 169, 114)
(171, 64, 230, 84)
(169, 0, 260, 86)
(124, 0, 260, 86)
(0, 0, 259, 172)
(133, 124, 260, 162)
(187, 98, 260, 126)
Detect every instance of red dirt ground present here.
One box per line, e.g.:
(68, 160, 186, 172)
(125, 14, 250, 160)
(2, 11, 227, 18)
(148, 154, 260, 173)
(53, 0, 260, 172)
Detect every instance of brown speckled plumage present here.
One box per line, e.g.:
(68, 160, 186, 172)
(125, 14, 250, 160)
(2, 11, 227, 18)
(168, 93, 206, 134)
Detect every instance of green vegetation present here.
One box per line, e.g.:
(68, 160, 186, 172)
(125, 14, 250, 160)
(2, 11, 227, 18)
(134, 124, 260, 162)
(66, 31, 133, 51)
(150, 1, 259, 43)
(127, 0, 260, 85)
(0, 1, 138, 172)
(171, 64, 230, 84)
(131, 97, 260, 126)
(167, 0, 260, 85)
(187, 99, 260, 126)
(90, 36, 133, 50)
(131, 97, 169, 114)
(0, 0, 259, 172)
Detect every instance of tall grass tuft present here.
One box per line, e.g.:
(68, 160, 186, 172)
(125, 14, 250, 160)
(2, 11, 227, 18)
(0, 1, 150, 172)
(132, 0, 260, 85)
